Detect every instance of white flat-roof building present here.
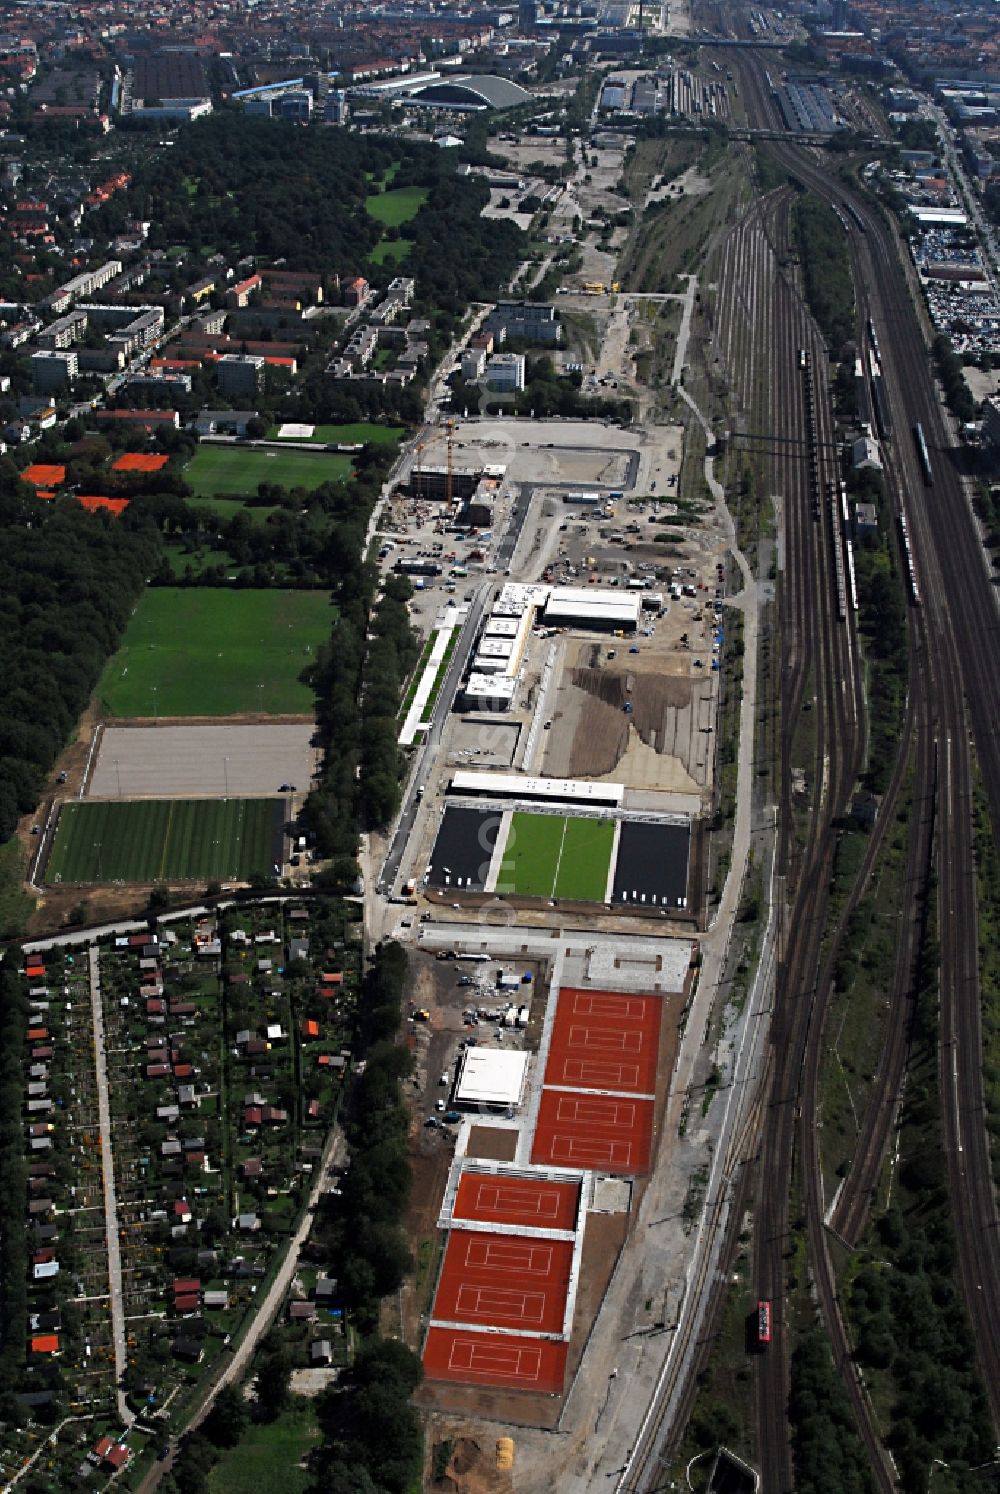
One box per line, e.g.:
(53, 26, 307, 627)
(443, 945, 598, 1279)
(910, 205, 969, 226)
(475, 636, 514, 663)
(544, 586, 641, 630)
(450, 770, 625, 806)
(460, 673, 518, 711)
(483, 615, 521, 638)
(454, 1048, 529, 1111)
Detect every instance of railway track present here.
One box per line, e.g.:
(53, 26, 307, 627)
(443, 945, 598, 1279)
(728, 43, 1000, 1478)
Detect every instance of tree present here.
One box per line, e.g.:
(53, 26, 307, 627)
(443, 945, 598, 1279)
(203, 1384, 248, 1448)
(253, 1337, 292, 1421)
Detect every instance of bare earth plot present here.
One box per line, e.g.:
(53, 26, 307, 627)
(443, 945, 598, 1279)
(88, 724, 317, 799)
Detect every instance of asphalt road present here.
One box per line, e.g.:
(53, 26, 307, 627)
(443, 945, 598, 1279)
(88, 945, 132, 1428)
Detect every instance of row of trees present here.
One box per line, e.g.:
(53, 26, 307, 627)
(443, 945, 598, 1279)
(0, 482, 160, 845)
(360, 576, 419, 829)
(931, 333, 976, 423)
(793, 192, 856, 351)
(850, 469, 908, 795)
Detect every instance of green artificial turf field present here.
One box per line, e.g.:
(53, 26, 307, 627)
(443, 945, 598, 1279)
(185, 445, 351, 496)
(46, 798, 281, 884)
(364, 185, 428, 227)
(497, 812, 615, 901)
(96, 589, 334, 717)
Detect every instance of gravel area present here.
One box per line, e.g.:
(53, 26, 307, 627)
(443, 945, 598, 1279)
(87, 723, 317, 799)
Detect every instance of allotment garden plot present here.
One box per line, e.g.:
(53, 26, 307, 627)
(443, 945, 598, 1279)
(96, 589, 333, 718)
(45, 798, 284, 884)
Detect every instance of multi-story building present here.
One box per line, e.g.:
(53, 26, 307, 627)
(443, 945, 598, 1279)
(31, 349, 77, 392)
(486, 351, 526, 391)
(216, 354, 266, 399)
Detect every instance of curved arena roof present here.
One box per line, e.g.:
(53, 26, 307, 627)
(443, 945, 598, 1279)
(409, 74, 531, 110)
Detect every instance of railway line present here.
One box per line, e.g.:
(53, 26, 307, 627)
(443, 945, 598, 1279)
(725, 42, 1000, 1483)
(748, 180, 869, 1494)
(626, 48, 1000, 1482)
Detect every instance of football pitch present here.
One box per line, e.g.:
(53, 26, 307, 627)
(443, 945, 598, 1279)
(45, 798, 283, 884)
(496, 812, 615, 902)
(96, 589, 334, 717)
(185, 445, 352, 496)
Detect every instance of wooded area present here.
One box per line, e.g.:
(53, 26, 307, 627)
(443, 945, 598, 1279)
(0, 481, 160, 847)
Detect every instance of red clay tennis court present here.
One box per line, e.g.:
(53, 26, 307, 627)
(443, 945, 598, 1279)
(432, 1229, 574, 1335)
(423, 1326, 568, 1393)
(531, 1089, 654, 1174)
(112, 452, 169, 473)
(544, 986, 662, 1095)
(452, 1170, 581, 1233)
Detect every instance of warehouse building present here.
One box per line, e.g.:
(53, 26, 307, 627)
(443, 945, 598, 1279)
(543, 586, 641, 631)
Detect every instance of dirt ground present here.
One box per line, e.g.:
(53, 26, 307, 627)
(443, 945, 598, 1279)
(539, 633, 715, 799)
(426, 1434, 514, 1494)
(466, 1127, 519, 1162)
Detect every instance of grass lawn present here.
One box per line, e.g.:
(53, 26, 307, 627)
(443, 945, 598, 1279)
(188, 498, 279, 525)
(96, 588, 333, 716)
(185, 445, 351, 497)
(364, 185, 428, 227)
(265, 422, 404, 447)
(370, 239, 412, 266)
(0, 838, 33, 939)
(498, 812, 614, 900)
(46, 797, 282, 884)
(207, 1410, 320, 1494)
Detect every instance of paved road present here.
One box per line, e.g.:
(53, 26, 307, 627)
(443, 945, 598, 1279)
(380, 584, 490, 894)
(88, 946, 133, 1428)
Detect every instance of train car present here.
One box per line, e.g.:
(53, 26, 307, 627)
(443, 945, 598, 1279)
(799, 348, 807, 369)
(913, 421, 933, 485)
(899, 511, 922, 606)
(871, 376, 892, 441)
(757, 1300, 772, 1346)
(846, 200, 867, 232)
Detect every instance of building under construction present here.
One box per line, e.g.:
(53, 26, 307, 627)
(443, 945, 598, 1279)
(409, 465, 483, 502)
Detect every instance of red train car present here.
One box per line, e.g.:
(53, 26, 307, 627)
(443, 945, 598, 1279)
(757, 1300, 772, 1346)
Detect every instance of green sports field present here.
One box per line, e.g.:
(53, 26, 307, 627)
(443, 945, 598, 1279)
(365, 185, 428, 227)
(45, 798, 282, 884)
(370, 239, 412, 266)
(185, 445, 352, 496)
(96, 589, 334, 717)
(496, 812, 615, 902)
(265, 422, 404, 446)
